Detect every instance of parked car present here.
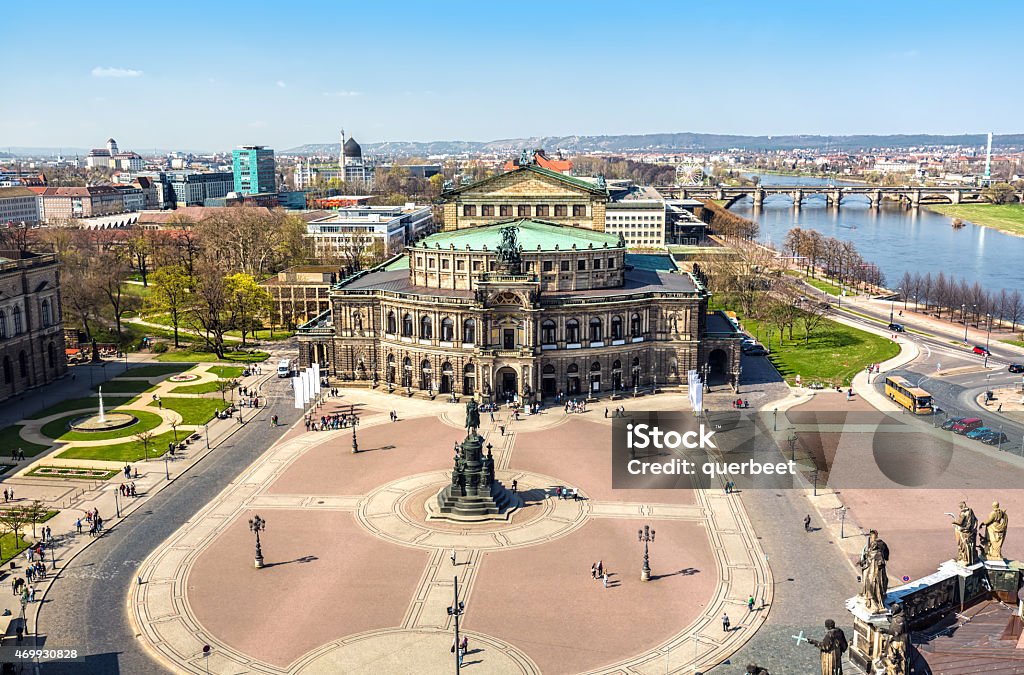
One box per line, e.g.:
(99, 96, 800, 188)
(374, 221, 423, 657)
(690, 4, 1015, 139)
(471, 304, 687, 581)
(744, 345, 769, 356)
(888, 323, 905, 332)
(950, 417, 984, 434)
(1008, 364, 1024, 374)
(966, 426, 997, 441)
(982, 431, 1009, 446)
(741, 338, 757, 347)
(972, 345, 991, 356)
(941, 417, 965, 431)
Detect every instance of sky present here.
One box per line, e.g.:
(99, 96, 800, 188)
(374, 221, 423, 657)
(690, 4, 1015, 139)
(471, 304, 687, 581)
(3, 1, 1023, 152)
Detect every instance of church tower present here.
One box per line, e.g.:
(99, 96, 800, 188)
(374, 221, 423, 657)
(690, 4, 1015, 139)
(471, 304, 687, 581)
(339, 129, 345, 169)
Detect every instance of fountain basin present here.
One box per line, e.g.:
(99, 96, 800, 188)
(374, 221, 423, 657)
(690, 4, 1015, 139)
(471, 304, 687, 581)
(69, 412, 139, 432)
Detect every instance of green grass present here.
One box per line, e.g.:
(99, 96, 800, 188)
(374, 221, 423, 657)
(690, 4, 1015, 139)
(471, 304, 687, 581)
(155, 350, 269, 363)
(26, 466, 120, 480)
(169, 380, 228, 395)
(224, 327, 295, 341)
(1001, 338, 1024, 348)
(27, 396, 134, 419)
(0, 426, 51, 456)
(92, 379, 156, 394)
(0, 531, 31, 566)
(124, 363, 194, 377)
(39, 409, 164, 441)
(928, 203, 1024, 237)
(149, 397, 223, 425)
(208, 365, 244, 379)
(745, 316, 901, 386)
(55, 429, 179, 462)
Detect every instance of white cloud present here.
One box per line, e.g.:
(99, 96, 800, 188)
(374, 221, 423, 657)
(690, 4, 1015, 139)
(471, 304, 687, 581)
(92, 66, 143, 78)
(322, 90, 362, 97)
(247, 121, 267, 129)
(276, 80, 287, 88)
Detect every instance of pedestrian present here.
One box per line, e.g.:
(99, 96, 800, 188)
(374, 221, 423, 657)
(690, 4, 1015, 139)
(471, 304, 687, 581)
(604, 408, 608, 418)
(722, 612, 731, 632)
(499, 425, 505, 436)
(591, 563, 597, 579)
(45, 526, 51, 541)
(511, 479, 518, 494)
(2, 489, 7, 503)
(804, 514, 812, 532)
(597, 560, 603, 577)
(997, 403, 1003, 412)
(748, 595, 755, 612)
(602, 572, 609, 588)
(450, 549, 457, 566)
(556, 486, 562, 500)
(76, 518, 82, 534)
(460, 636, 468, 655)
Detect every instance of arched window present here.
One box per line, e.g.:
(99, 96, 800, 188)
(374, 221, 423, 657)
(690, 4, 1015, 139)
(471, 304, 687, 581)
(402, 357, 412, 387)
(463, 362, 476, 395)
(12, 306, 23, 335)
(441, 317, 454, 341)
(47, 341, 55, 369)
(630, 313, 642, 337)
(420, 316, 432, 339)
(18, 350, 27, 378)
(386, 353, 396, 383)
(589, 318, 602, 342)
(386, 311, 396, 334)
(543, 364, 556, 374)
(402, 313, 413, 337)
(0, 310, 6, 339)
(463, 319, 476, 344)
(565, 319, 580, 344)
(590, 361, 602, 372)
(567, 363, 579, 374)
(2, 356, 10, 383)
(611, 315, 623, 340)
(541, 320, 556, 345)
(41, 299, 52, 328)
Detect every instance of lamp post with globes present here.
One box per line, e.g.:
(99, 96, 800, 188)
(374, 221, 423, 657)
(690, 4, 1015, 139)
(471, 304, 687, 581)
(962, 304, 968, 342)
(639, 524, 656, 582)
(447, 575, 466, 673)
(350, 404, 359, 453)
(249, 514, 266, 568)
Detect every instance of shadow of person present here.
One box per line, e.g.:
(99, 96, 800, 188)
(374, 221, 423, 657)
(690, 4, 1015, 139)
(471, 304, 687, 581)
(263, 555, 319, 568)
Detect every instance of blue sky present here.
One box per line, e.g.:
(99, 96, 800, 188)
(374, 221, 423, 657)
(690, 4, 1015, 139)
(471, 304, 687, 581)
(3, 1, 1022, 151)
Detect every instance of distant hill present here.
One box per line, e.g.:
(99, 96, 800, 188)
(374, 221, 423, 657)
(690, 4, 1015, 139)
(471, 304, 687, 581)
(285, 132, 1024, 157)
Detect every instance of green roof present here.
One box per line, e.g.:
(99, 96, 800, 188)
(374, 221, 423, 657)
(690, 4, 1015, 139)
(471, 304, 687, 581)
(381, 255, 409, 271)
(624, 253, 677, 271)
(419, 220, 620, 251)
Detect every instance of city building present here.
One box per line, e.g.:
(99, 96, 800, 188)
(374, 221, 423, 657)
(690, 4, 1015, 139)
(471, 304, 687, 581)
(297, 167, 741, 400)
(0, 187, 40, 225)
(232, 146, 276, 195)
(441, 163, 609, 232)
(35, 186, 127, 223)
(305, 204, 434, 261)
(338, 130, 374, 184)
(261, 266, 340, 328)
(0, 250, 67, 402)
(85, 138, 144, 171)
(167, 171, 235, 207)
(604, 200, 666, 248)
(502, 149, 573, 174)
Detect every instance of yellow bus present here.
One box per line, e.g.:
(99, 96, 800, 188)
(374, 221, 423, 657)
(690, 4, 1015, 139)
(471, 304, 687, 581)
(884, 375, 933, 414)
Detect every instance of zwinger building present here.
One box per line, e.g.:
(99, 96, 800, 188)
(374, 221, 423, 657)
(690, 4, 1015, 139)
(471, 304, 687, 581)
(297, 164, 739, 401)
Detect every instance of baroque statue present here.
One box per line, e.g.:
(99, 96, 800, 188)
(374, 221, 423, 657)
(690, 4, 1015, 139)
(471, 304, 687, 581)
(979, 501, 1008, 561)
(807, 619, 848, 675)
(496, 225, 522, 271)
(948, 501, 978, 566)
(858, 529, 890, 614)
(879, 603, 908, 675)
(464, 399, 480, 436)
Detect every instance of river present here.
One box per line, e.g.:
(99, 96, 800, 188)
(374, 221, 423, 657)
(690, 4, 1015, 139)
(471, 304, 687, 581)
(730, 173, 1023, 294)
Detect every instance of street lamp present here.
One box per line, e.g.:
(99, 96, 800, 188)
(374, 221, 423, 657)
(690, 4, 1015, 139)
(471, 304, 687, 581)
(985, 313, 992, 367)
(787, 433, 798, 462)
(889, 287, 900, 323)
(836, 506, 848, 539)
(962, 304, 968, 342)
(164, 454, 170, 480)
(249, 514, 266, 568)
(773, 407, 779, 432)
(205, 423, 210, 450)
(350, 404, 359, 453)
(447, 575, 466, 674)
(638, 524, 656, 582)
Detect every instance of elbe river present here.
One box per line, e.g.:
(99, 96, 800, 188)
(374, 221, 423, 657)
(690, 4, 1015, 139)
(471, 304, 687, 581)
(731, 173, 1022, 294)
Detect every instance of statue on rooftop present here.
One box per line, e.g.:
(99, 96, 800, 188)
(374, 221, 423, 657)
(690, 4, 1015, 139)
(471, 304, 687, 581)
(496, 225, 522, 272)
(519, 148, 531, 166)
(596, 173, 607, 189)
(980, 501, 1008, 561)
(465, 398, 480, 436)
(949, 500, 978, 566)
(858, 529, 889, 614)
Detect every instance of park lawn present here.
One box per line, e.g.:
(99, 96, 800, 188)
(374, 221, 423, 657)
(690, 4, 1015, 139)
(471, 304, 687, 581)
(1001, 338, 1024, 348)
(156, 349, 270, 363)
(208, 365, 244, 379)
(0, 531, 31, 566)
(39, 409, 164, 442)
(801, 276, 848, 297)
(928, 204, 1024, 237)
(56, 429, 178, 463)
(224, 327, 295, 341)
(124, 363, 194, 377)
(169, 380, 226, 395)
(149, 397, 222, 425)
(27, 396, 134, 419)
(93, 379, 157, 394)
(0, 425, 51, 456)
(744, 316, 900, 386)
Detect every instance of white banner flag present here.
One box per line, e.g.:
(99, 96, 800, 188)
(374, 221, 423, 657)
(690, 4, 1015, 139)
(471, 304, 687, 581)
(312, 362, 321, 395)
(292, 375, 303, 409)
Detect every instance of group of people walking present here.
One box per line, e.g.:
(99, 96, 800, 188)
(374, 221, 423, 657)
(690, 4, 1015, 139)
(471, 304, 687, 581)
(305, 412, 357, 432)
(590, 560, 610, 587)
(564, 400, 587, 414)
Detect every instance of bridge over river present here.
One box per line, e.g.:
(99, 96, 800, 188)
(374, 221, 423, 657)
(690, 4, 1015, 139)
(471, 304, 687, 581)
(658, 184, 1024, 209)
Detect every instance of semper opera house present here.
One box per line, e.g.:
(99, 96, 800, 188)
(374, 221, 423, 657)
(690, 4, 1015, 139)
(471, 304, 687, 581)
(297, 164, 740, 402)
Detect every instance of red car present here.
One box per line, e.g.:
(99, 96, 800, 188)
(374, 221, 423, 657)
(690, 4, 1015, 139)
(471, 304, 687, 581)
(972, 345, 990, 356)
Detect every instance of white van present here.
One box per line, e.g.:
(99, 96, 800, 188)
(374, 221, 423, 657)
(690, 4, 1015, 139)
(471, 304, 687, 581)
(277, 359, 291, 378)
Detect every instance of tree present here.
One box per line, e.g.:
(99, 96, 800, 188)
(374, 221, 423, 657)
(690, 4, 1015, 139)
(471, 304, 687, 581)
(983, 182, 1016, 205)
(187, 262, 231, 358)
(96, 247, 136, 339)
(126, 228, 154, 286)
(225, 273, 272, 345)
(134, 430, 155, 461)
(196, 208, 306, 278)
(216, 377, 237, 403)
(23, 500, 47, 539)
(149, 265, 192, 348)
(0, 506, 29, 549)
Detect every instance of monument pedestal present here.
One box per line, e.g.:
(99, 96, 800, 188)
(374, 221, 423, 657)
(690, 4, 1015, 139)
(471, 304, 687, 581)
(434, 431, 516, 522)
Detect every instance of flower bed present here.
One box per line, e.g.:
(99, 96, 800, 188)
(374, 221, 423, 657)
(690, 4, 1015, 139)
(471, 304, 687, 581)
(26, 466, 120, 480)
(168, 373, 200, 382)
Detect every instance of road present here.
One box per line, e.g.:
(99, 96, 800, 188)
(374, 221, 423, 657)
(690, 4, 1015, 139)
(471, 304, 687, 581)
(36, 372, 302, 675)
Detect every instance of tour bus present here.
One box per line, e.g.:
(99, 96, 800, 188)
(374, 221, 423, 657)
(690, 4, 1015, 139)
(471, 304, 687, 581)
(277, 359, 291, 378)
(884, 375, 933, 414)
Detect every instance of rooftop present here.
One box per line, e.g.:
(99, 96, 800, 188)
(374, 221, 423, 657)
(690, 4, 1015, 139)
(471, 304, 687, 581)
(419, 219, 620, 252)
(0, 187, 37, 199)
